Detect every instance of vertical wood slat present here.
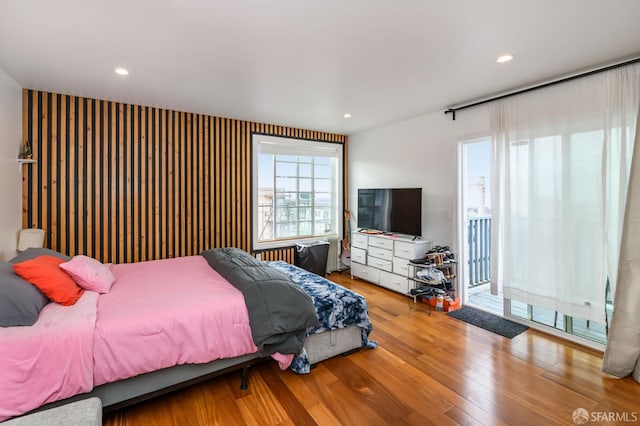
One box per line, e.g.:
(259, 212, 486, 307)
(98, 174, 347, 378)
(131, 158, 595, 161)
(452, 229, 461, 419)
(22, 89, 347, 264)
(167, 111, 174, 258)
(215, 117, 221, 249)
(190, 115, 196, 255)
(110, 101, 117, 263)
(140, 106, 147, 261)
(125, 104, 132, 263)
(50, 93, 57, 251)
(103, 101, 109, 261)
(154, 108, 161, 260)
(203, 116, 210, 249)
(173, 112, 180, 258)
(133, 105, 140, 262)
(221, 118, 227, 247)
(21, 90, 28, 228)
(41, 92, 48, 245)
(86, 99, 93, 257)
(179, 112, 186, 257)
(184, 113, 191, 255)
(230, 120, 236, 249)
(198, 115, 204, 253)
(242, 121, 248, 250)
(59, 95, 67, 254)
(68, 96, 75, 255)
(161, 109, 167, 260)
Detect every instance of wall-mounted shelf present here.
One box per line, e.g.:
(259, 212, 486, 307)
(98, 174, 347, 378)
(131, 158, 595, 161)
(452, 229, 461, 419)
(17, 158, 37, 172)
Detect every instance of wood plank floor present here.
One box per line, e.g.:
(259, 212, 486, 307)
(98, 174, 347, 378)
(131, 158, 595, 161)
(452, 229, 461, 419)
(104, 273, 640, 425)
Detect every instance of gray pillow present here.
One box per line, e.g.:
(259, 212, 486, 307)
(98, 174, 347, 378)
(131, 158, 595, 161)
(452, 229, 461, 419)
(0, 262, 49, 327)
(9, 247, 70, 264)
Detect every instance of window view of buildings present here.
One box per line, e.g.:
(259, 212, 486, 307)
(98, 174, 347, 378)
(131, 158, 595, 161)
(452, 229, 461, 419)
(257, 155, 335, 242)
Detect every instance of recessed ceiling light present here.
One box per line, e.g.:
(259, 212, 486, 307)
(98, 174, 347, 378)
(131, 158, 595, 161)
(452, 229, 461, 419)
(115, 67, 129, 76)
(496, 54, 514, 64)
(343, 113, 352, 118)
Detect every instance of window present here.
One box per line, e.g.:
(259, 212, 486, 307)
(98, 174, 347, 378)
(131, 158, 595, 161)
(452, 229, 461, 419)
(252, 134, 343, 250)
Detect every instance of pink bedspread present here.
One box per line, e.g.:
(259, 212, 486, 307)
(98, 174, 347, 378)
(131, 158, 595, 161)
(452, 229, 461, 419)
(0, 291, 99, 421)
(93, 256, 258, 386)
(0, 255, 268, 421)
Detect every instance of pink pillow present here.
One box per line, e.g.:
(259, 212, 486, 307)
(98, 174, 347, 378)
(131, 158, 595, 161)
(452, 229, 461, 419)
(59, 255, 116, 293)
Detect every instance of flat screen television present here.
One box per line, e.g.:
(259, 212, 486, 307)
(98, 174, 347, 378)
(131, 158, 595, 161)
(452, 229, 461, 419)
(357, 188, 422, 236)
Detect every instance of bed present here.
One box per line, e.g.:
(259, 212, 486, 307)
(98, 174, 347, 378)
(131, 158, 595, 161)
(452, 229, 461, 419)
(0, 247, 374, 421)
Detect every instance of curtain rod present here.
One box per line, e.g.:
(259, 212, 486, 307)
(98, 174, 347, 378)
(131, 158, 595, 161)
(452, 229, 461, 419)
(444, 56, 640, 120)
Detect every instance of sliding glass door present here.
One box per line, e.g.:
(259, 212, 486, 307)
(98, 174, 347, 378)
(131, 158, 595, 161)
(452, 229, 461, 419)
(458, 137, 611, 348)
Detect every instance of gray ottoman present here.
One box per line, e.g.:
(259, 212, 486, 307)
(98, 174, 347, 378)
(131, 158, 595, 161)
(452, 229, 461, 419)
(2, 398, 102, 426)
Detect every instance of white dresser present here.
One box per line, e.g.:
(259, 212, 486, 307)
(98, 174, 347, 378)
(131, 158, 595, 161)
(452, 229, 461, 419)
(350, 232, 431, 295)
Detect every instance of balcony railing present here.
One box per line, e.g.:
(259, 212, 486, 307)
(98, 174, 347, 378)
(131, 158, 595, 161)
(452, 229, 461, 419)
(468, 216, 491, 287)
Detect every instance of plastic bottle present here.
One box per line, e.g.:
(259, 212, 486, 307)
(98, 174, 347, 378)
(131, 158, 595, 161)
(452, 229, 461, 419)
(436, 294, 444, 311)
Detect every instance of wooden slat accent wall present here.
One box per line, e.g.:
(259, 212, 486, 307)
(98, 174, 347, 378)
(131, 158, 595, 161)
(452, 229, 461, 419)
(22, 89, 348, 264)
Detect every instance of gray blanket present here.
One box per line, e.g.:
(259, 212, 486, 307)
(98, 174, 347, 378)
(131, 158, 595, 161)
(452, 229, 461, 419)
(201, 248, 320, 356)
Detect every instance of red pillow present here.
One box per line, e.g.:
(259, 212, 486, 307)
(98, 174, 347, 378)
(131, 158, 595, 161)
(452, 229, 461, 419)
(13, 255, 84, 306)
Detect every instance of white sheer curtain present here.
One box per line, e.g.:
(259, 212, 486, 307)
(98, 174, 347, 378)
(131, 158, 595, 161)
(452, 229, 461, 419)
(603, 104, 640, 383)
(490, 64, 640, 323)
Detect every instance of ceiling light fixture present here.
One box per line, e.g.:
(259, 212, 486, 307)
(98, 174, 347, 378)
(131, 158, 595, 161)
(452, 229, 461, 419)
(115, 67, 129, 76)
(496, 54, 514, 64)
(343, 113, 352, 118)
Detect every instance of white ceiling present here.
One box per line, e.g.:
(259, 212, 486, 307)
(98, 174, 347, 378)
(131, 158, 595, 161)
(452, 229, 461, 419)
(1, 0, 640, 135)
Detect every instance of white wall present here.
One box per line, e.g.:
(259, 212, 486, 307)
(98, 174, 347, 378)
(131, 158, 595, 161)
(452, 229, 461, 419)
(349, 106, 489, 253)
(0, 68, 22, 261)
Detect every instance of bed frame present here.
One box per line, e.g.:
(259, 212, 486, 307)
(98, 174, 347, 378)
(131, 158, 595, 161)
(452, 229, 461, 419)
(31, 326, 363, 415)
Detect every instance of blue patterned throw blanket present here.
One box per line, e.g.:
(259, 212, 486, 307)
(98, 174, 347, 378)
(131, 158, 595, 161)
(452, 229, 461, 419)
(266, 261, 377, 373)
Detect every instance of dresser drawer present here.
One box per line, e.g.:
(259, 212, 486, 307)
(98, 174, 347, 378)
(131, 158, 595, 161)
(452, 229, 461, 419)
(368, 236, 393, 250)
(394, 240, 417, 260)
(367, 255, 392, 272)
(379, 270, 410, 294)
(351, 233, 368, 249)
(351, 247, 367, 264)
(367, 246, 393, 261)
(351, 262, 380, 284)
(393, 257, 410, 276)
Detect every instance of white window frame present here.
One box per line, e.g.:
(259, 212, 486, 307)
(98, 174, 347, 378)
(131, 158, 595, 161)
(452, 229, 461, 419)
(251, 134, 343, 250)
